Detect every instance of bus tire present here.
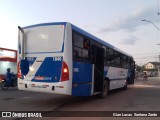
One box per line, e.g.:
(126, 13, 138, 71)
(99, 80, 109, 98)
(123, 80, 128, 90)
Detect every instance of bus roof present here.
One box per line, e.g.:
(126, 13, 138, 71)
(21, 22, 133, 58)
(22, 22, 67, 29)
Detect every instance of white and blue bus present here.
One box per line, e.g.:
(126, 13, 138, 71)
(18, 22, 135, 98)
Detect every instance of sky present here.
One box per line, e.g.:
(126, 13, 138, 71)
(0, 0, 160, 66)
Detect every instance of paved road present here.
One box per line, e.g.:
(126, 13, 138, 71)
(1, 77, 160, 120)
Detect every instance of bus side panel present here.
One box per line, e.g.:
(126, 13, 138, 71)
(72, 62, 92, 96)
(107, 67, 128, 90)
(72, 84, 91, 96)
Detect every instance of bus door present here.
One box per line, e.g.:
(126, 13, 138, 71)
(92, 45, 104, 93)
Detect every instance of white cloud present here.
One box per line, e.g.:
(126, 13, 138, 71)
(119, 36, 138, 45)
(99, 7, 157, 33)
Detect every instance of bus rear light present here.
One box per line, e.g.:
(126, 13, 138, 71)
(56, 86, 64, 88)
(61, 61, 69, 81)
(17, 61, 22, 79)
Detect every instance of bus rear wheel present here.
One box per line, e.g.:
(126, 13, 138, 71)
(99, 80, 109, 98)
(123, 80, 128, 90)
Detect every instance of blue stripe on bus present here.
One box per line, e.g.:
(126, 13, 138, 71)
(31, 57, 63, 82)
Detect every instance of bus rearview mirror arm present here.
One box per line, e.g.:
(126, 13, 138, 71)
(18, 26, 25, 59)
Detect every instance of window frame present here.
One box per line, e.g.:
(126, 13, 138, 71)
(72, 31, 91, 62)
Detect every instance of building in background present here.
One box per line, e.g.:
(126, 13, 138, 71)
(0, 47, 17, 80)
(143, 62, 160, 77)
(144, 62, 160, 71)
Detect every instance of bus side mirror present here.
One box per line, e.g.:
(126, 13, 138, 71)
(20, 59, 29, 75)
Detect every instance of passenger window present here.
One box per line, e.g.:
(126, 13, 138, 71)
(121, 55, 127, 68)
(73, 32, 90, 62)
(83, 38, 90, 50)
(74, 33, 83, 48)
(73, 47, 81, 58)
(107, 49, 115, 66)
(82, 49, 89, 59)
(114, 52, 121, 67)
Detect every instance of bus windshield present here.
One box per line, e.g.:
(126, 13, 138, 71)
(20, 25, 65, 53)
